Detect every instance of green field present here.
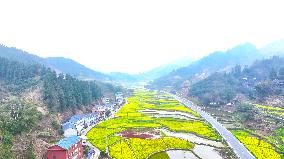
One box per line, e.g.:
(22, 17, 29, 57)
(254, 104, 284, 119)
(231, 129, 282, 159)
(87, 90, 221, 159)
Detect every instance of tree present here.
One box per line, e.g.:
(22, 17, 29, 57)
(279, 67, 284, 76)
(255, 81, 272, 98)
(0, 144, 14, 159)
(3, 132, 13, 145)
(269, 68, 277, 80)
(232, 65, 242, 77)
(236, 104, 255, 122)
(42, 69, 103, 111)
(26, 139, 36, 159)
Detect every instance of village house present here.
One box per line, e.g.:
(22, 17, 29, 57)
(242, 77, 257, 87)
(47, 136, 83, 159)
(69, 115, 85, 133)
(92, 105, 106, 116)
(102, 97, 110, 104)
(62, 113, 97, 137)
(83, 113, 96, 127)
(273, 79, 284, 88)
(62, 122, 77, 137)
(115, 92, 124, 105)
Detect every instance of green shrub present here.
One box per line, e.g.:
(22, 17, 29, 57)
(51, 120, 60, 130)
(149, 152, 170, 159)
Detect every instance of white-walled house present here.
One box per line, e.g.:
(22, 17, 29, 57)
(68, 115, 85, 133)
(62, 122, 78, 137)
(62, 113, 97, 136)
(102, 98, 110, 104)
(83, 113, 96, 127)
(64, 128, 78, 137)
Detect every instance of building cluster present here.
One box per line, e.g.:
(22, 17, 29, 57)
(47, 92, 125, 159)
(93, 92, 125, 118)
(62, 113, 97, 137)
(241, 77, 257, 87)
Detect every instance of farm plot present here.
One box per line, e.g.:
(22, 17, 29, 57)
(231, 130, 282, 159)
(87, 90, 225, 159)
(254, 104, 284, 119)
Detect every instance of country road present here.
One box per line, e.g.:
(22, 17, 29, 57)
(173, 95, 256, 159)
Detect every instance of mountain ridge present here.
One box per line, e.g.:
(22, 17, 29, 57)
(150, 43, 263, 89)
(0, 44, 111, 81)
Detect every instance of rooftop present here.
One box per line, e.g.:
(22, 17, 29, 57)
(62, 122, 76, 131)
(68, 115, 83, 123)
(56, 136, 81, 150)
(83, 113, 96, 119)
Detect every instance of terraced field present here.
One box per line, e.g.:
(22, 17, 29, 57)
(231, 130, 282, 159)
(255, 104, 284, 119)
(208, 103, 284, 159)
(86, 90, 234, 159)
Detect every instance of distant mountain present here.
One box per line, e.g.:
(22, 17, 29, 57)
(189, 56, 284, 105)
(136, 57, 193, 81)
(0, 44, 45, 64)
(150, 43, 262, 89)
(108, 72, 138, 83)
(260, 39, 284, 57)
(45, 57, 110, 80)
(106, 57, 193, 83)
(0, 44, 110, 81)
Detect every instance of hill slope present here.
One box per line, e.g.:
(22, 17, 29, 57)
(150, 43, 262, 89)
(260, 39, 284, 57)
(0, 44, 45, 64)
(136, 56, 193, 81)
(189, 56, 284, 105)
(0, 56, 123, 158)
(45, 57, 110, 80)
(0, 44, 110, 81)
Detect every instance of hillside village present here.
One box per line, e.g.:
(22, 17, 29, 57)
(47, 92, 126, 159)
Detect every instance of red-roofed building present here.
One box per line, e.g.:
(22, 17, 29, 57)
(47, 136, 83, 159)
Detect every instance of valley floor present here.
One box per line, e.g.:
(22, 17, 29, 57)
(86, 90, 236, 159)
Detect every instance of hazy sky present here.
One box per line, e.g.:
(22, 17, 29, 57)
(1, 0, 284, 73)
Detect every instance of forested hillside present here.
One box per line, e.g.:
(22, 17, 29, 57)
(0, 44, 111, 81)
(0, 57, 106, 111)
(0, 98, 42, 159)
(0, 56, 122, 158)
(188, 56, 284, 158)
(189, 56, 284, 105)
(0, 44, 45, 64)
(45, 57, 110, 81)
(0, 57, 45, 93)
(43, 71, 102, 111)
(150, 43, 262, 89)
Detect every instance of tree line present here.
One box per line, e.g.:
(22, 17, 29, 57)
(0, 57, 104, 111)
(43, 70, 102, 111)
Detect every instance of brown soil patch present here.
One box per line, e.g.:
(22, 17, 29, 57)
(120, 129, 161, 139)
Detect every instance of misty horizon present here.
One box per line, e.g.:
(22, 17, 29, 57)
(1, 0, 284, 73)
(0, 39, 283, 74)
